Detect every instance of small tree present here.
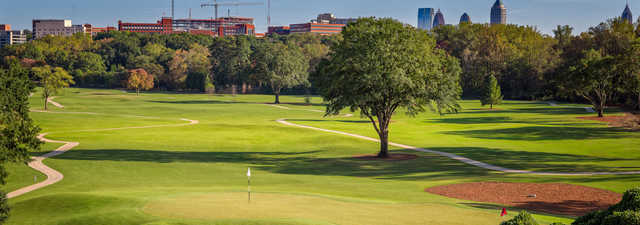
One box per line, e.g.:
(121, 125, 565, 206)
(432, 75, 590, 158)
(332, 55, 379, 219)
(254, 41, 309, 104)
(481, 74, 503, 109)
(315, 18, 461, 158)
(565, 49, 624, 117)
(32, 65, 74, 110)
(127, 68, 154, 96)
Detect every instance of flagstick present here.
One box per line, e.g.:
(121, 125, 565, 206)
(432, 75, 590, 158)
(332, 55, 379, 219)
(247, 167, 251, 203)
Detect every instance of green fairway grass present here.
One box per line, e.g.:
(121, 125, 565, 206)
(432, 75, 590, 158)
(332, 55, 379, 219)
(2, 88, 638, 225)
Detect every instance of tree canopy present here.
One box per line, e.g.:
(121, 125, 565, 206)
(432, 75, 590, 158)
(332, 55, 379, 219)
(127, 68, 154, 96)
(32, 65, 74, 110)
(254, 41, 309, 104)
(315, 17, 461, 157)
(0, 60, 43, 223)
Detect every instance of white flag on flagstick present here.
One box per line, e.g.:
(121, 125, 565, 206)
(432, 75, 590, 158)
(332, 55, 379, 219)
(247, 168, 251, 177)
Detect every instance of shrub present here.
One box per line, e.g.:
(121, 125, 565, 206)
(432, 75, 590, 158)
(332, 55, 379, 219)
(603, 210, 640, 225)
(0, 191, 9, 223)
(611, 187, 640, 212)
(573, 187, 640, 225)
(500, 211, 539, 225)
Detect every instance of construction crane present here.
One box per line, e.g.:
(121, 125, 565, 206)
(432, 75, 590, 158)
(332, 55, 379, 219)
(200, 0, 263, 19)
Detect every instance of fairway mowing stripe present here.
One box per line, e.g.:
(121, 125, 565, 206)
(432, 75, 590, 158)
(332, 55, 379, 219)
(276, 118, 640, 176)
(10, 102, 200, 198)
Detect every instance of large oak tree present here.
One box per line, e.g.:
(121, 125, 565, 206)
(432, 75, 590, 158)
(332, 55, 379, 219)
(315, 18, 462, 158)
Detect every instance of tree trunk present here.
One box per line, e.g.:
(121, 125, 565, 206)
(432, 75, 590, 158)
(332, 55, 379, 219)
(137, 88, 140, 96)
(490, 104, 493, 109)
(637, 94, 640, 110)
(598, 108, 604, 118)
(242, 83, 247, 94)
(274, 93, 280, 104)
(231, 84, 237, 96)
(377, 129, 389, 158)
(44, 95, 48, 111)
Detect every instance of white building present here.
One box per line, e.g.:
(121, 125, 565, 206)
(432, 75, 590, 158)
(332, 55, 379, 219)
(0, 30, 27, 47)
(33, 19, 87, 39)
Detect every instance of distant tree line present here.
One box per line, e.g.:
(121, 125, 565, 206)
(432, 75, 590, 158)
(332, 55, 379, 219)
(1, 17, 640, 112)
(0, 32, 333, 100)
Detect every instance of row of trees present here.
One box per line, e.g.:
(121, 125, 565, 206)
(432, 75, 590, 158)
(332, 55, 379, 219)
(0, 32, 334, 103)
(433, 19, 640, 116)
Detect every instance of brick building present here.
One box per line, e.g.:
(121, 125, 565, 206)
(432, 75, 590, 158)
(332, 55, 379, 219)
(118, 17, 255, 37)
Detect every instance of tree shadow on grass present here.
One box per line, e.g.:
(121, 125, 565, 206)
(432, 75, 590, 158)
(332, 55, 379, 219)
(460, 107, 591, 116)
(148, 100, 326, 107)
(148, 100, 255, 105)
(420, 147, 636, 173)
(54, 146, 638, 181)
(443, 126, 631, 141)
(428, 116, 589, 126)
(54, 149, 490, 180)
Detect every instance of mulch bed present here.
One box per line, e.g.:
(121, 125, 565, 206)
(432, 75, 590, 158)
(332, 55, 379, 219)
(578, 113, 640, 130)
(353, 153, 418, 161)
(425, 182, 622, 216)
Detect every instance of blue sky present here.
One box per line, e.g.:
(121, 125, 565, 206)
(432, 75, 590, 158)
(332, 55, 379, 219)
(0, 0, 635, 35)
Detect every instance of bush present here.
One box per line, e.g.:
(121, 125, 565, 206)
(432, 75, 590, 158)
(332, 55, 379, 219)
(0, 191, 9, 224)
(500, 211, 539, 225)
(611, 187, 640, 212)
(603, 210, 640, 225)
(573, 187, 640, 225)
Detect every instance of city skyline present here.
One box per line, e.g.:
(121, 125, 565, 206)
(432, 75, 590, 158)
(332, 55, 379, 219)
(0, 0, 638, 35)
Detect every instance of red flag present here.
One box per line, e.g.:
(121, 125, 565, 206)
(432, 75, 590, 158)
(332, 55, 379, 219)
(501, 208, 508, 217)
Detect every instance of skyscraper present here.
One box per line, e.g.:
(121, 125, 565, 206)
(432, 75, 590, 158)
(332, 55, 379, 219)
(418, 8, 435, 30)
(433, 9, 445, 28)
(490, 0, 507, 25)
(460, 13, 472, 24)
(622, 3, 633, 24)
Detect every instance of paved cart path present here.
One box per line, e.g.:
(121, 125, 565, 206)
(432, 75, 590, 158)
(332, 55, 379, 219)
(8, 97, 200, 199)
(272, 105, 640, 176)
(47, 96, 64, 108)
(548, 102, 596, 113)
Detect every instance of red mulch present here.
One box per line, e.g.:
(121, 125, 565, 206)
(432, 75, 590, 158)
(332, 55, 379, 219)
(425, 182, 622, 216)
(353, 153, 418, 161)
(578, 113, 640, 130)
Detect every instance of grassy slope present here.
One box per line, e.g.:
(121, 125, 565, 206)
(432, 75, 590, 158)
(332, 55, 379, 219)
(1, 88, 638, 225)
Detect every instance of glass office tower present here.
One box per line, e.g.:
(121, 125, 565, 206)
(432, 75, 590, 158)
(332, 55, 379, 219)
(418, 8, 435, 30)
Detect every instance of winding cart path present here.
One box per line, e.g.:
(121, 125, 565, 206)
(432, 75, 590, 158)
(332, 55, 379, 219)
(8, 97, 200, 199)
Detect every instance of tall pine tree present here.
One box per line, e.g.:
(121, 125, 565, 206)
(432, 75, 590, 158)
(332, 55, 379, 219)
(481, 74, 503, 109)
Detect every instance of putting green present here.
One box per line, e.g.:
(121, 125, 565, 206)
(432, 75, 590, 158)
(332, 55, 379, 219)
(143, 192, 503, 225)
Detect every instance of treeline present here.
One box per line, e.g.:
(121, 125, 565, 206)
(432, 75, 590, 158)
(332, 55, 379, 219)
(433, 19, 640, 112)
(1, 17, 640, 111)
(0, 31, 334, 97)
